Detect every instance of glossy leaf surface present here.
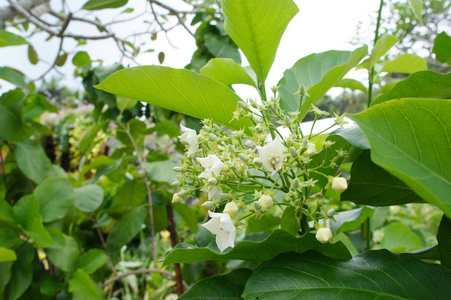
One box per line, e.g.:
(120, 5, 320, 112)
(200, 58, 256, 87)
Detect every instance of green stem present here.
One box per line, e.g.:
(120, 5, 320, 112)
(365, 217, 372, 251)
(368, 0, 384, 107)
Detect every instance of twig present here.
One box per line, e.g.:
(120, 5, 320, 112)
(166, 204, 184, 296)
(0, 143, 8, 188)
(87, 214, 117, 275)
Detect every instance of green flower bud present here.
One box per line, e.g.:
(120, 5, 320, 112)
(327, 209, 336, 218)
(171, 180, 181, 188)
(202, 201, 215, 209)
(177, 189, 189, 197)
(302, 137, 309, 149)
(208, 178, 218, 185)
(219, 193, 230, 200)
(213, 124, 220, 131)
(239, 153, 249, 162)
(253, 201, 261, 210)
(292, 178, 301, 188)
(172, 194, 182, 203)
(202, 126, 211, 132)
(209, 133, 218, 142)
(173, 166, 183, 172)
(255, 124, 262, 133)
(284, 116, 291, 125)
(228, 144, 234, 152)
(253, 157, 261, 167)
(290, 146, 297, 157)
(238, 101, 247, 109)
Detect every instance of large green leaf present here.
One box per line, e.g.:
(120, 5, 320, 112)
(108, 179, 146, 214)
(330, 126, 370, 150)
(380, 54, 428, 74)
(82, 0, 127, 10)
(242, 250, 451, 299)
(437, 216, 451, 269)
(278, 46, 368, 115)
(143, 160, 177, 185)
(180, 268, 252, 300)
(334, 78, 367, 93)
(47, 235, 80, 273)
(368, 34, 399, 70)
(106, 205, 147, 255)
(0, 261, 13, 300)
(204, 33, 241, 64)
(350, 99, 451, 218)
(4, 243, 34, 300)
(200, 58, 256, 88)
(0, 90, 31, 142)
(74, 184, 104, 213)
(13, 195, 54, 248)
(68, 269, 103, 299)
(0, 67, 27, 90)
(0, 31, 27, 47)
(15, 140, 53, 184)
(0, 249, 16, 263)
(74, 249, 108, 274)
(372, 71, 451, 106)
(433, 32, 451, 64)
(163, 229, 351, 267)
(328, 207, 375, 235)
(342, 151, 424, 206)
(172, 203, 198, 233)
(95, 66, 250, 130)
(220, 0, 299, 83)
(380, 222, 423, 252)
(34, 177, 75, 223)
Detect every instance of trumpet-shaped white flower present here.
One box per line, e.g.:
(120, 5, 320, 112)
(332, 177, 348, 193)
(256, 137, 286, 175)
(203, 185, 222, 201)
(202, 211, 236, 252)
(179, 125, 199, 156)
(316, 227, 333, 244)
(197, 154, 224, 179)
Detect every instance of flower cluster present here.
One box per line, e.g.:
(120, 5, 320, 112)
(172, 91, 348, 251)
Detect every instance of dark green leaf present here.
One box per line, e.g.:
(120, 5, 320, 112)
(55, 52, 68, 67)
(0, 67, 27, 89)
(23, 94, 57, 121)
(342, 151, 424, 206)
(242, 250, 451, 299)
(27, 45, 38, 65)
(437, 216, 451, 269)
(204, 33, 240, 64)
(163, 229, 351, 267)
(147, 120, 179, 138)
(74, 249, 108, 274)
(0, 90, 31, 141)
(371, 71, 451, 106)
(0, 200, 16, 229)
(82, 0, 128, 10)
(0, 30, 27, 47)
(433, 32, 451, 64)
(106, 205, 147, 254)
(5, 243, 34, 300)
(158, 51, 165, 64)
(47, 235, 80, 273)
(331, 125, 370, 150)
(0, 261, 13, 299)
(74, 184, 104, 213)
(328, 207, 374, 234)
(68, 269, 103, 299)
(95, 66, 251, 131)
(220, 0, 299, 82)
(34, 177, 75, 223)
(350, 99, 451, 218)
(172, 203, 198, 233)
(108, 179, 146, 214)
(14, 140, 53, 184)
(280, 206, 300, 236)
(180, 268, 252, 300)
(40, 276, 64, 297)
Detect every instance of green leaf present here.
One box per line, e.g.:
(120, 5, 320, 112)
(55, 52, 68, 67)
(369, 34, 399, 70)
(15, 140, 53, 184)
(200, 58, 256, 88)
(13, 195, 54, 248)
(72, 51, 92, 68)
(220, 0, 299, 83)
(0, 90, 31, 141)
(278, 46, 368, 115)
(116, 96, 137, 111)
(334, 78, 367, 93)
(0, 30, 27, 47)
(47, 235, 80, 273)
(0, 67, 27, 89)
(143, 160, 177, 184)
(106, 205, 147, 254)
(380, 54, 427, 74)
(437, 216, 451, 269)
(27, 45, 38, 65)
(328, 207, 375, 235)
(74, 184, 104, 213)
(68, 269, 103, 300)
(407, 0, 423, 24)
(5, 243, 34, 300)
(242, 250, 451, 299)
(23, 94, 57, 121)
(204, 33, 241, 64)
(330, 126, 370, 150)
(108, 179, 146, 214)
(163, 229, 351, 267)
(82, 0, 128, 10)
(172, 203, 198, 233)
(95, 66, 251, 131)
(80, 155, 115, 178)
(280, 206, 300, 236)
(74, 249, 108, 274)
(180, 268, 252, 300)
(147, 120, 179, 138)
(342, 151, 424, 206)
(380, 222, 423, 252)
(433, 32, 451, 64)
(40, 276, 64, 297)
(0, 200, 16, 229)
(0, 261, 13, 300)
(372, 71, 451, 106)
(0, 248, 16, 262)
(349, 99, 451, 218)
(34, 177, 75, 223)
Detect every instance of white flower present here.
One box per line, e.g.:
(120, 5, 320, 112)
(197, 154, 224, 180)
(223, 202, 239, 217)
(303, 143, 317, 157)
(202, 211, 236, 252)
(316, 228, 333, 244)
(258, 195, 273, 210)
(256, 137, 286, 175)
(179, 124, 199, 156)
(332, 177, 348, 193)
(203, 185, 222, 201)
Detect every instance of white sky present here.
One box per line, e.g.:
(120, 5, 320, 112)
(0, 0, 380, 97)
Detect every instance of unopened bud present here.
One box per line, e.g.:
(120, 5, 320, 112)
(332, 177, 348, 194)
(303, 143, 317, 157)
(239, 153, 249, 162)
(172, 180, 181, 188)
(208, 178, 218, 185)
(177, 189, 189, 197)
(213, 124, 220, 131)
(209, 133, 218, 142)
(228, 144, 234, 152)
(223, 202, 239, 217)
(315, 228, 332, 244)
(202, 201, 214, 209)
(253, 201, 261, 210)
(219, 193, 230, 200)
(302, 137, 309, 149)
(172, 194, 182, 203)
(292, 178, 301, 188)
(290, 146, 297, 157)
(202, 126, 211, 132)
(173, 166, 183, 172)
(255, 124, 262, 133)
(284, 116, 291, 125)
(327, 209, 336, 218)
(253, 158, 261, 167)
(238, 101, 247, 109)
(258, 195, 273, 209)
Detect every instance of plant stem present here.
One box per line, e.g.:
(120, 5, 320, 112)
(0, 144, 8, 188)
(166, 204, 184, 296)
(365, 217, 372, 251)
(117, 121, 157, 264)
(368, 0, 384, 107)
(87, 214, 117, 275)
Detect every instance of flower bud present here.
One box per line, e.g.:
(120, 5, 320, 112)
(208, 178, 218, 185)
(284, 116, 291, 125)
(171, 180, 181, 188)
(202, 201, 214, 209)
(253, 201, 261, 210)
(202, 126, 211, 132)
(253, 157, 261, 167)
(209, 133, 218, 142)
(302, 137, 309, 149)
(292, 178, 301, 188)
(213, 124, 220, 131)
(228, 144, 234, 152)
(239, 153, 249, 162)
(258, 195, 273, 210)
(290, 146, 297, 157)
(173, 166, 183, 172)
(316, 228, 332, 244)
(255, 124, 262, 133)
(177, 189, 189, 197)
(219, 193, 230, 200)
(332, 177, 348, 193)
(238, 101, 247, 109)
(303, 143, 317, 157)
(172, 194, 182, 203)
(327, 209, 336, 218)
(223, 202, 239, 217)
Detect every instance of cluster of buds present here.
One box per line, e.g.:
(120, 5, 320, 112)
(172, 90, 348, 251)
